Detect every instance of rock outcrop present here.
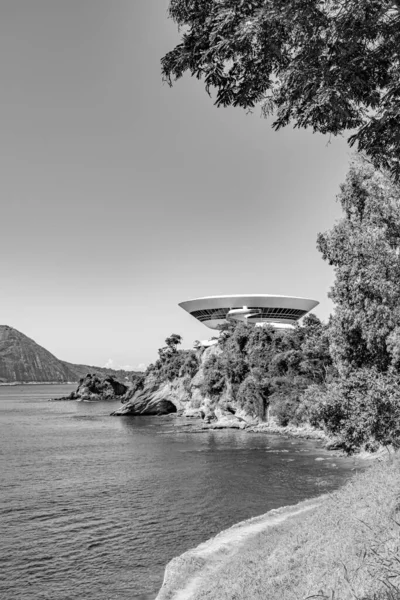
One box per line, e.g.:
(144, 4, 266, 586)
(111, 377, 185, 415)
(111, 345, 260, 428)
(0, 325, 138, 384)
(55, 374, 130, 402)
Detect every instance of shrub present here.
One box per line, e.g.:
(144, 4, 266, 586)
(313, 369, 400, 453)
(148, 350, 199, 383)
(236, 376, 269, 421)
(297, 384, 328, 428)
(201, 354, 226, 398)
(270, 397, 300, 427)
(179, 351, 200, 378)
(224, 353, 249, 385)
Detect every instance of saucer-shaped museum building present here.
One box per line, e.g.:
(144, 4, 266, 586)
(179, 295, 319, 330)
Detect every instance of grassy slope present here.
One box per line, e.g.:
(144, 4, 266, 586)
(191, 455, 400, 600)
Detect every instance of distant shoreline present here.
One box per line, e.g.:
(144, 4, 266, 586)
(0, 381, 77, 386)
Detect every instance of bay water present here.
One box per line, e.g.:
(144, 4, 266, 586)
(0, 385, 363, 600)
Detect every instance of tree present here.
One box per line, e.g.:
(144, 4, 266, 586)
(148, 333, 200, 382)
(162, 1, 400, 180)
(311, 368, 400, 452)
(164, 334, 182, 352)
(316, 156, 400, 450)
(317, 155, 400, 375)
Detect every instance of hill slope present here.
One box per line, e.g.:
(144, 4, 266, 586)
(0, 325, 136, 383)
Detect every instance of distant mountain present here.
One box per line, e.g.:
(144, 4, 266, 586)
(0, 325, 139, 384)
(61, 361, 138, 382)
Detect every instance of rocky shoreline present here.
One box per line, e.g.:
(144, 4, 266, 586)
(106, 345, 341, 451)
(49, 354, 343, 449)
(172, 417, 328, 437)
(169, 416, 347, 453)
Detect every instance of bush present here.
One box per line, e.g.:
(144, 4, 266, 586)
(160, 351, 186, 381)
(297, 384, 328, 428)
(201, 354, 226, 398)
(224, 353, 249, 385)
(270, 397, 300, 427)
(179, 351, 200, 378)
(312, 369, 400, 453)
(236, 376, 269, 421)
(147, 350, 200, 383)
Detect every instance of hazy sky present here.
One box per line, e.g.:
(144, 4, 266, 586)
(0, 0, 352, 369)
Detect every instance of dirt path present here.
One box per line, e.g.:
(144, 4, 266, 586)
(156, 497, 325, 600)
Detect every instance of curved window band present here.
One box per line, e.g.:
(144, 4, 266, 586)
(190, 307, 307, 323)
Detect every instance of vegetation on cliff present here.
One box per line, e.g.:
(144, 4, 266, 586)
(201, 316, 333, 425)
(137, 157, 400, 454)
(147, 333, 200, 382)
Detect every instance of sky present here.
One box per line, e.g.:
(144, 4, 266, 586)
(0, 0, 352, 370)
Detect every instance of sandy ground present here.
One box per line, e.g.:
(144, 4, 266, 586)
(155, 496, 326, 600)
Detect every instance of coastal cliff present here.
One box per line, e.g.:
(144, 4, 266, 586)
(111, 345, 259, 427)
(110, 319, 336, 436)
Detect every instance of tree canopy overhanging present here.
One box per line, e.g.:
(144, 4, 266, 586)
(162, 0, 400, 180)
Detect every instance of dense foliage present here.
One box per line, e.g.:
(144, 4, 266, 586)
(318, 158, 400, 374)
(316, 156, 400, 451)
(146, 333, 200, 382)
(162, 1, 400, 180)
(309, 369, 400, 452)
(201, 316, 334, 424)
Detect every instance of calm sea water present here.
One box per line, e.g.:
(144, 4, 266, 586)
(0, 385, 363, 600)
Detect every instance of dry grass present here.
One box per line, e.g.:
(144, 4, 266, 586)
(191, 454, 400, 600)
